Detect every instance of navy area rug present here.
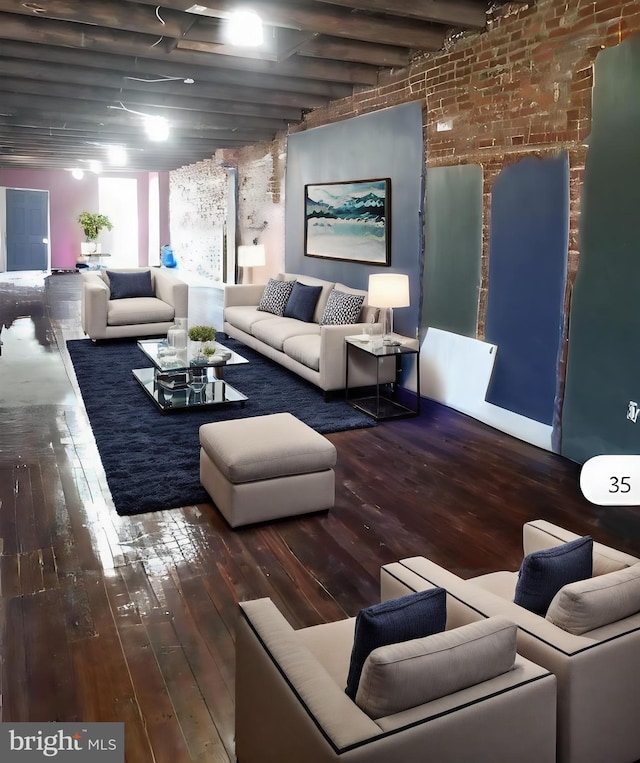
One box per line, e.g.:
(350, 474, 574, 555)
(66, 336, 375, 516)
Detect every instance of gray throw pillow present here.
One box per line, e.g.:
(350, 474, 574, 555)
(320, 289, 365, 325)
(258, 278, 296, 316)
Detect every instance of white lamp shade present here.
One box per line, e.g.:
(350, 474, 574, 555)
(367, 273, 410, 308)
(237, 244, 266, 267)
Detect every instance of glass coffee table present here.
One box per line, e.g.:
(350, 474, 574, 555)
(133, 338, 249, 412)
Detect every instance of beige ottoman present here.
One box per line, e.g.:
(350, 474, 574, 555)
(199, 412, 337, 528)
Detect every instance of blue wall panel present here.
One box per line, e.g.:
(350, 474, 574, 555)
(485, 153, 569, 426)
(285, 102, 424, 338)
(423, 165, 482, 338)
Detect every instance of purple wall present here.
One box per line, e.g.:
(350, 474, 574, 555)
(0, 169, 169, 271)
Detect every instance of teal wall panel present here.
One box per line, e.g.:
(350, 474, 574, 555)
(562, 35, 640, 462)
(422, 165, 482, 338)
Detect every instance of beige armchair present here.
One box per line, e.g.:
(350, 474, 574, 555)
(81, 267, 188, 341)
(236, 596, 556, 763)
(382, 520, 640, 763)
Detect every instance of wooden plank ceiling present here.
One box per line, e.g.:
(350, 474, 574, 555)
(0, 0, 497, 172)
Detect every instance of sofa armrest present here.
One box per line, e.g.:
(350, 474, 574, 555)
(81, 274, 109, 338)
(153, 269, 189, 319)
(224, 283, 266, 308)
(236, 598, 381, 756)
(319, 323, 393, 391)
(523, 520, 640, 575)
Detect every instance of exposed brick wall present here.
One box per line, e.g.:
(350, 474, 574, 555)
(286, 0, 640, 406)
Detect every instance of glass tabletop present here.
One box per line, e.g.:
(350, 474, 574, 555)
(137, 337, 249, 372)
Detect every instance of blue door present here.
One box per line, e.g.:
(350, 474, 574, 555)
(6, 189, 49, 271)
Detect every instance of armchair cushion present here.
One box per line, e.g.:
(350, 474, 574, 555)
(514, 535, 593, 615)
(355, 616, 517, 719)
(106, 269, 155, 300)
(345, 588, 446, 700)
(546, 562, 640, 635)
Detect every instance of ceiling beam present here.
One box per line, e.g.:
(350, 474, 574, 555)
(177, 1, 447, 50)
(0, 75, 299, 125)
(297, 36, 410, 68)
(0, 41, 346, 105)
(312, 0, 488, 28)
(0, 12, 380, 86)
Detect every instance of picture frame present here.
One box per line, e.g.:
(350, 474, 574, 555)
(304, 178, 391, 265)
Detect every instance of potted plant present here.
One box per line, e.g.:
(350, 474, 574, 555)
(188, 325, 216, 363)
(78, 212, 113, 254)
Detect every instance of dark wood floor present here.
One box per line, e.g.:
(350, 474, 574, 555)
(1, 270, 639, 762)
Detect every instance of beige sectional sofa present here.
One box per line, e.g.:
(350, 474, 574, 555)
(223, 272, 397, 392)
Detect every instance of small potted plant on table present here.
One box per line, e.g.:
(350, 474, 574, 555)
(188, 325, 216, 364)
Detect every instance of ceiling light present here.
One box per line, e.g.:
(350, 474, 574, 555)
(184, 78, 195, 84)
(107, 145, 128, 166)
(71, 168, 84, 180)
(226, 10, 264, 47)
(145, 115, 170, 141)
(89, 160, 102, 174)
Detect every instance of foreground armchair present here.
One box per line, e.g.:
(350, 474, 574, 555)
(81, 267, 188, 341)
(382, 520, 640, 763)
(235, 596, 555, 762)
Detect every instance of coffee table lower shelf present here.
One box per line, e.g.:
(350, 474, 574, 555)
(133, 367, 247, 412)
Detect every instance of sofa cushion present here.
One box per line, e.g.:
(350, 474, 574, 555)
(258, 278, 296, 316)
(321, 289, 365, 326)
(106, 269, 155, 300)
(514, 536, 593, 616)
(355, 616, 517, 720)
(284, 282, 323, 322)
(252, 317, 320, 352)
(283, 334, 321, 372)
(345, 588, 446, 701)
(224, 305, 277, 335)
(546, 563, 640, 635)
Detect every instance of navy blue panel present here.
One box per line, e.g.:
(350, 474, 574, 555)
(423, 165, 482, 338)
(6, 189, 48, 271)
(285, 102, 423, 338)
(485, 154, 569, 426)
(562, 36, 640, 463)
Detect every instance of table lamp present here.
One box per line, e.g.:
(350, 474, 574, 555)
(237, 243, 266, 284)
(367, 273, 410, 345)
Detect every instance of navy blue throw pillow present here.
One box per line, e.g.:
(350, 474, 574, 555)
(283, 282, 323, 323)
(107, 270, 155, 300)
(514, 536, 593, 616)
(345, 588, 447, 701)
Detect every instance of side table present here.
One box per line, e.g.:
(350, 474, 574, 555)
(345, 335, 420, 420)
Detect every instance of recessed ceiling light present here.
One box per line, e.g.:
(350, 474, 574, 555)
(226, 10, 264, 47)
(107, 145, 128, 166)
(71, 168, 84, 180)
(183, 78, 195, 85)
(145, 115, 170, 141)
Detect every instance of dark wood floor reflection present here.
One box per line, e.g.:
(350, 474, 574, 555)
(1, 271, 639, 762)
